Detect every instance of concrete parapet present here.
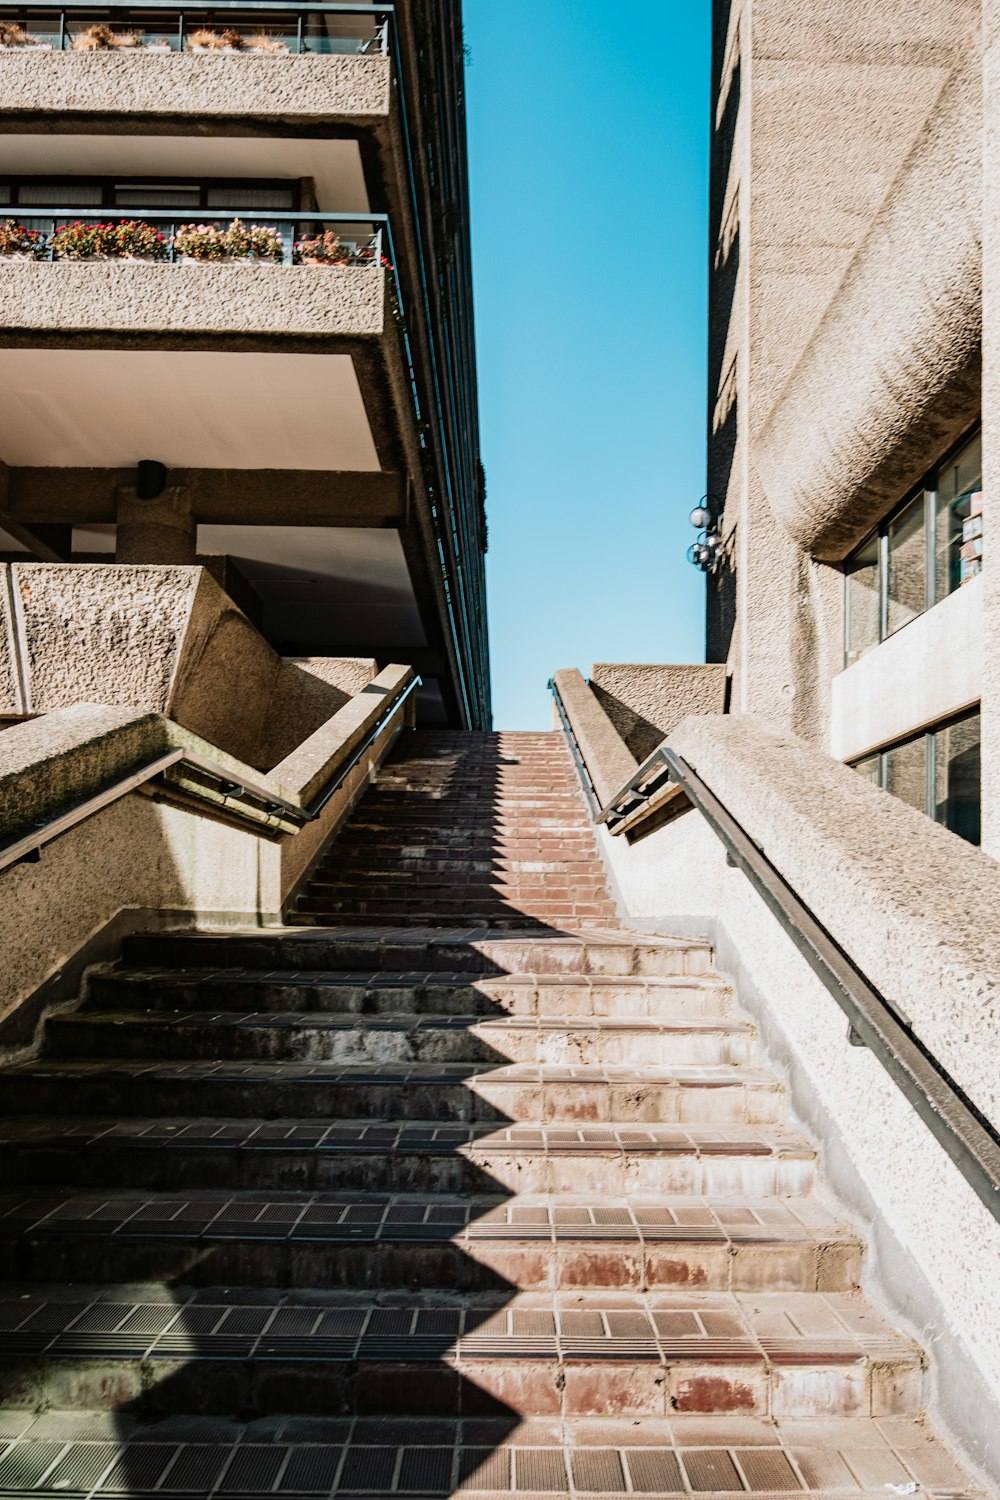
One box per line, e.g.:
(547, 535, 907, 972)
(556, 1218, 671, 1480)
(590, 663, 728, 763)
(0, 563, 378, 771)
(0, 49, 390, 121)
(550, 669, 636, 808)
(668, 713, 1000, 1127)
(0, 261, 386, 339)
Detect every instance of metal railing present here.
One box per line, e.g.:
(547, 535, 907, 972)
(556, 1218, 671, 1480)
(0, 1, 391, 54)
(1, 208, 386, 268)
(0, 672, 420, 875)
(548, 676, 1000, 1227)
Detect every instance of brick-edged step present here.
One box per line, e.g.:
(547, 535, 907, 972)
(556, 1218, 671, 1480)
(46, 1013, 756, 1068)
(88, 968, 733, 1020)
(0, 1189, 862, 1293)
(0, 1060, 785, 1125)
(0, 1288, 923, 1421)
(0, 1411, 979, 1500)
(0, 1119, 819, 1197)
(118, 930, 714, 979)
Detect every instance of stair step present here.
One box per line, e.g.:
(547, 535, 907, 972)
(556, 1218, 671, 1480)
(89, 969, 733, 1020)
(0, 1191, 861, 1292)
(0, 1061, 785, 1124)
(0, 1118, 817, 1196)
(0, 1413, 977, 1500)
(47, 1013, 755, 1067)
(120, 930, 713, 978)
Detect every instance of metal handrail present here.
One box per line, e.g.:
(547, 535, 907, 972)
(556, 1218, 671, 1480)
(548, 679, 1000, 1226)
(0, 672, 420, 875)
(546, 675, 601, 821)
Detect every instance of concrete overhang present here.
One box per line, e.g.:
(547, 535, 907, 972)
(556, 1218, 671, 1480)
(753, 52, 982, 561)
(0, 50, 390, 126)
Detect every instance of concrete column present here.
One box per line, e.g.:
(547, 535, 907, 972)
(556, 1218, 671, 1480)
(981, 3, 1000, 856)
(115, 486, 196, 566)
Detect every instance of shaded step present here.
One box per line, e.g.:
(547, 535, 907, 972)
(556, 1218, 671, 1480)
(0, 1190, 861, 1293)
(120, 930, 713, 978)
(0, 1411, 978, 1500)
(0, 1288, 923, 1420)
(89, 969, 733, 1021)
(0, 1060, 785, 1125)
(0, 1119, 818, 1197)
(47, 1013, 755, 1067)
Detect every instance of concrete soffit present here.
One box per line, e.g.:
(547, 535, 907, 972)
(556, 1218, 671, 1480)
(752, 45, 983, 561)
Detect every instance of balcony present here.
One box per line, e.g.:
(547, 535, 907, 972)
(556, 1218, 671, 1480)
(0, 1, 392, 121)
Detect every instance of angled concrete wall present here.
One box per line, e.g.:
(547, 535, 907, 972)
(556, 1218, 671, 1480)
(590, 664, 728, 763)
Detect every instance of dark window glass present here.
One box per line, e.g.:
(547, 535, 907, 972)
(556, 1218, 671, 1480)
(884, 734, 927, 814)
(933, 714, 981, 845)
(934, 429, 982, 601)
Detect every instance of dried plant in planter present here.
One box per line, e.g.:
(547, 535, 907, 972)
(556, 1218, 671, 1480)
(111, 29, 143, 47)
(295, 230, 352, 266)
(187, 27, 221, 49)
(0, 21, 32, 45)
(220, 28, 245, 49)
(0, 219, 46, 258)
(71, 23, 116, 49)
(246, 31, 288, 52)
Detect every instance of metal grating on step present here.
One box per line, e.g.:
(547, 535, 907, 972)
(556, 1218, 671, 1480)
(570, 1448, 626, 1493)
(682, 1448, 745, 1492)
(514, 1449, 569, 1493)
(624, 1449, 685, 1494)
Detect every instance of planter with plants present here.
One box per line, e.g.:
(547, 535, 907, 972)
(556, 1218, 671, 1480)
(0, 220, 46, 260)
(294, 230, 353, 267)
(71, 23, 142, 49)
(0, 21, 52, 47)
(173, 218, 284, 263)
(48, 219, 168, 260)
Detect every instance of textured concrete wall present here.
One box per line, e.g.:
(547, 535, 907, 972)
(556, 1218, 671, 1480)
(261, 657, 378, 767)
(707, 0, 980, 753)
(0, 262, 385, 338)
(982, 9, 1000, 857)
(590, 664, 727, 762)
(592, 803, 1000, 1484)
(831, 576, 983, 761)
(549, 669, 636, 808)
(0, 50, 390, 121)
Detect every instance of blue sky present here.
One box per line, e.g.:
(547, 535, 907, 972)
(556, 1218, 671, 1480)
(463, 1, 711, 730)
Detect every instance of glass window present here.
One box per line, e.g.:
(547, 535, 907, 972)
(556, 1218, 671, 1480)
(851, 709, 981, 846)
(934, 429, 982, 600)
(884, 733, 927, 815)
(843, 424, 982, 667)
(886, 492, 926, 636)
(845, 535, 880, 665)
(17, 183, 102, 206)
(933, 714, 981, 845)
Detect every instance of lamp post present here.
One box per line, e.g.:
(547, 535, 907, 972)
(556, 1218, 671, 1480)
(686, 495, 723, 573)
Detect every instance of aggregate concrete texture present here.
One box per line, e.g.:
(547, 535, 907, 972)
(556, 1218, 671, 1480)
(669, 713, 1000, 1127)
(753, 48, 982, 559)
(549, 669, 636, 809)
(0, 261, 386, 339)
(980, 14, 1000, 856)
(590, 664, 728, 763)
(0, 49, 390, 120)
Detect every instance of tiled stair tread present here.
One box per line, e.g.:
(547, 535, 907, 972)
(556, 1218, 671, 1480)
(0, 1116, 814, 1157)
(3, 1058, 778, 1086)
(57, 1012, 752, 1037)
(0, 1190, 851, 1244)
(0, 1287, 920, 1364)
(0, 1415, 979, 1500)
(94, 969, 727, 995)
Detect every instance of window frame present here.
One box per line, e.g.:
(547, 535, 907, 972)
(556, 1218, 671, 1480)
(849, 705, 981, 845)
(843, 422, 981, 667)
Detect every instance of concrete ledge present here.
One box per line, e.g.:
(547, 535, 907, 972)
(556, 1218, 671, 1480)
(831, 575, 983, 761)
(670, 712, 1000, 1126)
(591, 663, 728, 762)
(0, 49, 390, 121)
(0, 262, 386, 339)
(273, 662, 413, 805)
(551, 669, 636, 808)
(754, 52, 981, 559)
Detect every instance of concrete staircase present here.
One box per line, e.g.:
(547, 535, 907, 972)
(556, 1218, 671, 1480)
(0, 731, 980, 1496)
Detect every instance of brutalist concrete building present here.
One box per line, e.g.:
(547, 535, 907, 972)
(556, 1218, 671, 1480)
(703, 0, 990, 849)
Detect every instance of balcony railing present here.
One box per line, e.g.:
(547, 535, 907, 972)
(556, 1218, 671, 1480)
(0, 1, 390, 54)
(0, 208, 388, 267)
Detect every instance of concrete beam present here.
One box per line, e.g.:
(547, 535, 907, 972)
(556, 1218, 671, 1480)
(5, 469, 408, 529)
